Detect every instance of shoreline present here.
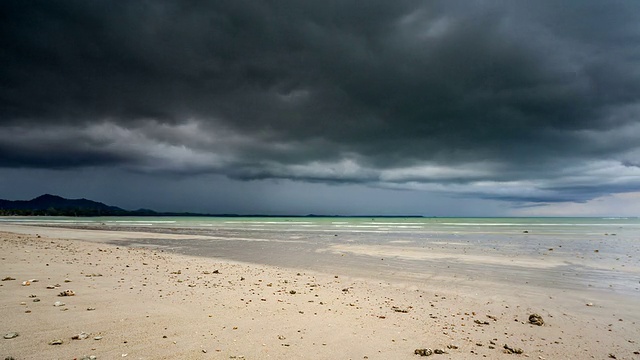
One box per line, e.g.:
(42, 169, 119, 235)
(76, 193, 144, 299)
(1, 225, 639, 359)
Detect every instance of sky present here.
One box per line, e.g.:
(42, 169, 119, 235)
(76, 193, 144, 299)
(2, 1, 640, 216)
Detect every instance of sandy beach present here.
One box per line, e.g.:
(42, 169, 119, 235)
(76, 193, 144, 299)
(1, 224, 639, 359)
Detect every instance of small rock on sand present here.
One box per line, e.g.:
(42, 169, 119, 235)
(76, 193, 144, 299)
(53, 301, 65, 307)
(2, 277, 16, 281)
(4, 332, 19, 339)
(503, 344, 524, 354)
(72, 332, 90, 340)
(414, 348, 433, 356)
(49, 339, 64, 345)
(529, 313, 544, 326)
(58, 289, 75, 296)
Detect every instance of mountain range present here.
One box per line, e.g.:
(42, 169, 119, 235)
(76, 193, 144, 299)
(0, 194, 158, 216)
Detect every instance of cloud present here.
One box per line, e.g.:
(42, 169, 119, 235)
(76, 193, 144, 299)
(512, 192, 640, 217)
(2, 0, 640, 205)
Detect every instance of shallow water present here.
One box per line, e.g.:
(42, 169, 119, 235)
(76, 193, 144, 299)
(3, 216, 639, 300)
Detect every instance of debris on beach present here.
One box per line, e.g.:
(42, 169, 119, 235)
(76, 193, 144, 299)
(49, 339, 64, 345)
(503, 344, 524, 354)
(3, 332, 19, 339)
(414, 348, 433, 356)
(529, 313, 544, 326)
(2, 277, 16, 281)
(72, 332, 90, 340)
(58, 289, 75, 296)
(80, 356, 97, 360)
(414, 348, 446, 356)
(53, 301, 65, 307)
(392, 306, 410, 313)
(474, 319, 490, 325)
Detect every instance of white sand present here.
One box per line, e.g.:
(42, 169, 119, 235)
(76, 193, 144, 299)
(1, 225, 639, 359)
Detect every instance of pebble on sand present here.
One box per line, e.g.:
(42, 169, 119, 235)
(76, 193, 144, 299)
(503, 344, 524, 354)
(3, 332, 19, 339)
(529, 313, 544, 326)
(72, 332, 90, 340)
(414, 348, 433, 356)
(58, 289, 75, 296)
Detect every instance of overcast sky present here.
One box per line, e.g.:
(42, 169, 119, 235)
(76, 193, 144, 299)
(2, 1, 640, 216)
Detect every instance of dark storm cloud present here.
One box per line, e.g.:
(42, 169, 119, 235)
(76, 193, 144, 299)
(2, 0, 640, 203)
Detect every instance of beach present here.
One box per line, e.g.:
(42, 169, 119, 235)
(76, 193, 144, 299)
(1, 221, 639, 359)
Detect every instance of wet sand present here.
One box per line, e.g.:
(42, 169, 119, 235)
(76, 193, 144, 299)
(1, 224, 639, 359)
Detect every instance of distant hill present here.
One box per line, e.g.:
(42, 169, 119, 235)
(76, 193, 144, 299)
(0, 194, 122, 211)
(0, 194, 146, 216)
